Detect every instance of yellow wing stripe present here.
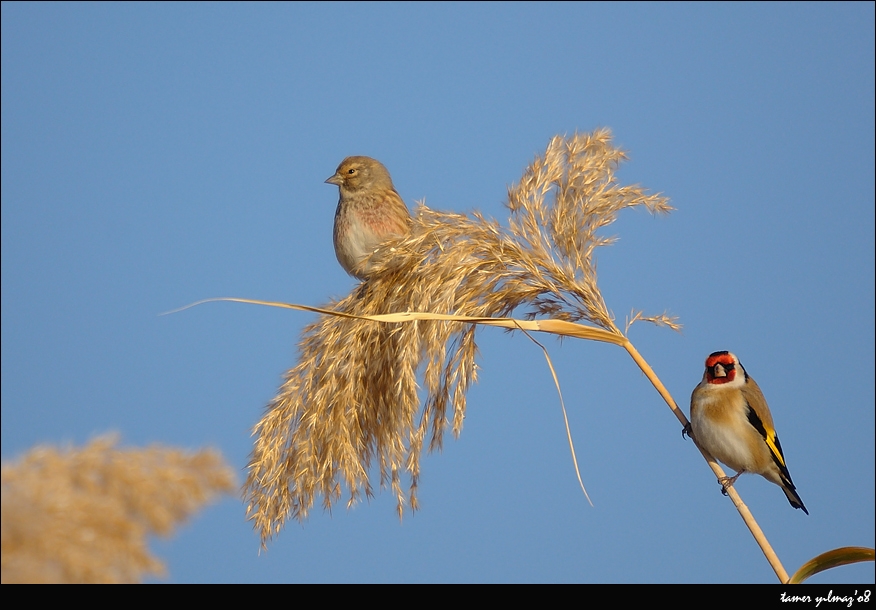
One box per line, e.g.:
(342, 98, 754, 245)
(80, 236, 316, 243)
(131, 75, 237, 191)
(764, 434, 786, 469)
(745, 401, 788, 471)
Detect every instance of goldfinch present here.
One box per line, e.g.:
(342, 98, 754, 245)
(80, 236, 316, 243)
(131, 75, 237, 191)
(688, 351, 808, 514)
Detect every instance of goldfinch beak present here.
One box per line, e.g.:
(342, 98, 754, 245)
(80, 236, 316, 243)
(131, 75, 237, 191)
(713, 364, 727, 378)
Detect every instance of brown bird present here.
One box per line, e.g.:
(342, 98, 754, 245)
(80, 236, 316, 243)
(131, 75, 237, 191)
(689, 351, 808, 514)
(325, 156, 412, 279)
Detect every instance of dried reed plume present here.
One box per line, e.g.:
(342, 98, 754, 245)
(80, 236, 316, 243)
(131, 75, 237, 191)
(1, 435, 236, 584)
(244, 129, 674, 545)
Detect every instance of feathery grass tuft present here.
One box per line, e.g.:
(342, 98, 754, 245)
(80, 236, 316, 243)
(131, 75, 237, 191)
(244, 129, 673, 545)
(1, 435, 236, 584)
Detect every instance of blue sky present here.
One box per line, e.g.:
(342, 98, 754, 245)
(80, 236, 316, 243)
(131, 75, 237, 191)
(2, 2, 873, 583)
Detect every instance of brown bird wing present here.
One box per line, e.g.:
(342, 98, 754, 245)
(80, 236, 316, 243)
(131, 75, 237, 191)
(743, 380, 808, 513)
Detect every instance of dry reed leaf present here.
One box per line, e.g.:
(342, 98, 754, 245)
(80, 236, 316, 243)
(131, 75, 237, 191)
(244, 129, 674, 545)
(788, 546, 876, 584)
(1, 434, 236, 583)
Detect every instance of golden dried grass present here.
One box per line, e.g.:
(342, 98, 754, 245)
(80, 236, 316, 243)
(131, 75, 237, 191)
(244, 129, 674, 545)
(1, 435, 236, 584)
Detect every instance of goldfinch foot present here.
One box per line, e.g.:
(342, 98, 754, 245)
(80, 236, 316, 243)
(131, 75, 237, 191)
(718, 472, 743, 495)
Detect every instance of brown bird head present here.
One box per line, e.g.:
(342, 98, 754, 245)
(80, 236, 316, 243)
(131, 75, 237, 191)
(325, 156, 395, 196)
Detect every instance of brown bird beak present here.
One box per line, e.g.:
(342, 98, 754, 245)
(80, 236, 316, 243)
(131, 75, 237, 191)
(325, 174, 341, 186)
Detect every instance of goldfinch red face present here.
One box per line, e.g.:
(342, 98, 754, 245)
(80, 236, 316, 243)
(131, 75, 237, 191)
(703, 351, 745, 388)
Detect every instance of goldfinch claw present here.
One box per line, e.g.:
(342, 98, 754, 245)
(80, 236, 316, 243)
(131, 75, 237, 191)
(718, 472, 742, 496)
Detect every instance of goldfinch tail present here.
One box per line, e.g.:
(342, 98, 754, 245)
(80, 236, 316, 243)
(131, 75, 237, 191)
(782, 483, 809, 515)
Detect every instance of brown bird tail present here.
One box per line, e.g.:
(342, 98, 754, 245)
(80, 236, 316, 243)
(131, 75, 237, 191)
(782, 483, 809, 515)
